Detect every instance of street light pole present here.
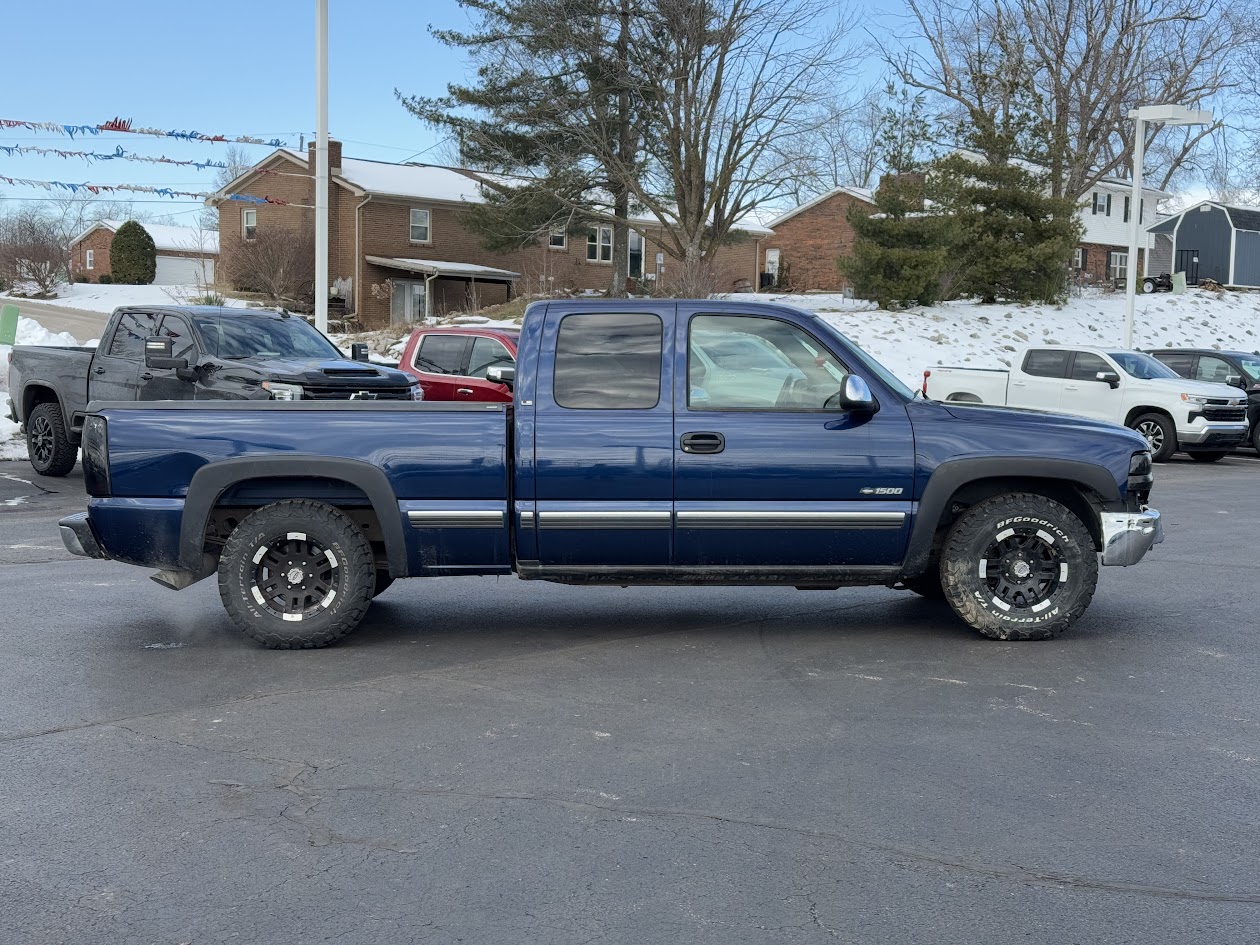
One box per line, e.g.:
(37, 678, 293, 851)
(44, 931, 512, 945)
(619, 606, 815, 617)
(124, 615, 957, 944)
(1121, 104, 1212, 349)
(315, 0, 329, 334)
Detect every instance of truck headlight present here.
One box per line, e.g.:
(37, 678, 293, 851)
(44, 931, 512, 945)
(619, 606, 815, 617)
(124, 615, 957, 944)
(262, 382, 304, 401)
(1129, 451, 1153, 478)
(1179, 393, 1209, 405)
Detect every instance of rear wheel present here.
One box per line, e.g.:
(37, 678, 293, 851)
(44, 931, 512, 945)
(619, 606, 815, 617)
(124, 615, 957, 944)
(1142, 278, 1157, 293)
(1188, 451, 1228, 463)
(940, 493, 1098, 641)
(1129, 412, 1177, 462)
(218, 499, 375, 649)
(26, 402, 78, 477)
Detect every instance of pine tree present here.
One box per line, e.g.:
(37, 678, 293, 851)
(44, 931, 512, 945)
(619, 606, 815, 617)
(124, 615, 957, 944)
(110, 221, 157, 285)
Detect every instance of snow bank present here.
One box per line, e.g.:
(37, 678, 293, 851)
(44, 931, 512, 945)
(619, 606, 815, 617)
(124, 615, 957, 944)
(1, 316, 91, 462)
(718, 289, 1260, 389)
(0, 282, 247, 315)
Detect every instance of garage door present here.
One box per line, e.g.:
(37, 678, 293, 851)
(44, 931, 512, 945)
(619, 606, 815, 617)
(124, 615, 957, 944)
(154, 255, 214, 285)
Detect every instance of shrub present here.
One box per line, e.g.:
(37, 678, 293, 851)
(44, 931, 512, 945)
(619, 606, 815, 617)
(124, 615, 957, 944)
(97, 273, 113, 285)
(110, 221, 157, 285)
(72, 273, 92, 283)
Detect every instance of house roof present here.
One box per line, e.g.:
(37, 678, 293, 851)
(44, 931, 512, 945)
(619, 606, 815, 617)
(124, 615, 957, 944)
(764, 185, 876, 228)
(73, 220, 219, 254)
(365, 256, 521, 281)
(1146, 200, 1260, 234)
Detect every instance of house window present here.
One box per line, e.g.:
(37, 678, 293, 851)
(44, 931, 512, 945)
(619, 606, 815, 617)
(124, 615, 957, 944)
(409, 208, 431, 243)
(1092, 193, 1112, 216)
(1108, 251, 1128, 282)
(242, 209, 257, 241)
(1071, 247, 1083, 269)
(628, 230, 644, 279)
(85, 249, 94, 270)
(587, 226, 612, 263)
(1124, 196, 1131, 223)
(548, 229, 567, 250)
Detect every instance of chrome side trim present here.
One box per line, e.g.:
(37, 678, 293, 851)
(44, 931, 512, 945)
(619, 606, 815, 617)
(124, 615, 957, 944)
(675, 511, 906, 529)
(408, 510, 505, 529)
(519, 509, 535, 527)
(537, 510, 671, 530)
(1100, 508, 1163, 566)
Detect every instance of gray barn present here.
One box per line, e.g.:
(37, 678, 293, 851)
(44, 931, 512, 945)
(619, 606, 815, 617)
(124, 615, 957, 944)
(1146, 201, 1260, 288)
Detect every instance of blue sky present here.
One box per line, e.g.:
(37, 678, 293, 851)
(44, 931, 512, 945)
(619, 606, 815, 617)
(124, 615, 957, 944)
(0, 0, 477, 221)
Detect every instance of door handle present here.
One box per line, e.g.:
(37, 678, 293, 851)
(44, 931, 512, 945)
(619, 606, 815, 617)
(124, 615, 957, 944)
(456, 387, 474, 396)
(1064, 384, 1078, 390)
(140, 372, 154, 380)
(93, 367, 106, 375)
(680, 431, 725, 454)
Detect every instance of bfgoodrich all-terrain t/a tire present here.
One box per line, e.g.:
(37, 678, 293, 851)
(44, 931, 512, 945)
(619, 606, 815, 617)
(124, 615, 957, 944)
(940, 492, 1099, 641)
(218, 499, 376, 649)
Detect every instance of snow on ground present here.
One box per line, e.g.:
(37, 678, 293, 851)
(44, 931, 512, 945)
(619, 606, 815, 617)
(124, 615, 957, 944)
(1, 317, 94, 461)
(727, 289, 1260, 389)
(0, 282, 247, 315)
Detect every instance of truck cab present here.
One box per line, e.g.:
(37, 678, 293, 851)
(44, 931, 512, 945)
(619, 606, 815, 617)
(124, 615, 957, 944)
(1146, 348, 1260, 452)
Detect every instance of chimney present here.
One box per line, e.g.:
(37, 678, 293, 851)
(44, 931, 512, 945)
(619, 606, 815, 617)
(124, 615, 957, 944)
(307, 138, 343, 173)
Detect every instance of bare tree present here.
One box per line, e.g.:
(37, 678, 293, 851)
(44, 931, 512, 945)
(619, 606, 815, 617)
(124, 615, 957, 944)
(200, 145, 256, 229)
(888, 0, 1250, 199)
(0, 206, 68, 294)
(225, 229, 315, 307)
(776, 85, 885, 202)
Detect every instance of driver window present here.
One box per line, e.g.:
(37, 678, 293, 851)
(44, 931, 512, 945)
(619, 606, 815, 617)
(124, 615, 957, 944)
(688, 314, 845, 410)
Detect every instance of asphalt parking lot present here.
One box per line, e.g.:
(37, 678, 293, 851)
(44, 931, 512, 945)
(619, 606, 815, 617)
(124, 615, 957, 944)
(2, 456, 1258, 944)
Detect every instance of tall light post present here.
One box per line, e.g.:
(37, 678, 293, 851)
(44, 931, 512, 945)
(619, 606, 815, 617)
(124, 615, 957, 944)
(315, 0, 329, 333)
(1123, 104, 1211, 348)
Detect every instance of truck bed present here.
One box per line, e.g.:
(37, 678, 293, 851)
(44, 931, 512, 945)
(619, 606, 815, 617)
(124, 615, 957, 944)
(8, 346, 96, 424)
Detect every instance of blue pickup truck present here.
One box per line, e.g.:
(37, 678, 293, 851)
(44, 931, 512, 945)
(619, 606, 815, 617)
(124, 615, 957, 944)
(59, 299, 1163, 647)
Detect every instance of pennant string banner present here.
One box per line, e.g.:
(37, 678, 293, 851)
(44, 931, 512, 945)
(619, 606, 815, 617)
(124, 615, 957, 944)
(0, 143, 229, 170)
(0, 174, 308, 207)
(0, 117, 291, 147)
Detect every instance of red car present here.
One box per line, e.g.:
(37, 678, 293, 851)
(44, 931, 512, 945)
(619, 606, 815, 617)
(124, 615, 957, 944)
(397, 325, 519, 402)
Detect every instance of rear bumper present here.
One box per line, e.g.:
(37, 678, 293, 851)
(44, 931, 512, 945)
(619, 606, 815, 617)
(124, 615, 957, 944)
(59, 512, 108, 560)
(1178, 421, 1248, 447)
(1100, 509, 1163, 566)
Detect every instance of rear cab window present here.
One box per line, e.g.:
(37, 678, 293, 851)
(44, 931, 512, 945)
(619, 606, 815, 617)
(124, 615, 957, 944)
(1021, 349, 1071, 378)
(553, 313, 663, 409)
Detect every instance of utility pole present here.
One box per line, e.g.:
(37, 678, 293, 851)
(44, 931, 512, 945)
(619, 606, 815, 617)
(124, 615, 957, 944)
(315, 0, 329, 333)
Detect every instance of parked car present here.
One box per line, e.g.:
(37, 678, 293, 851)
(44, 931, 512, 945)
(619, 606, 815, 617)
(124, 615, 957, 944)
(60, 299, 1161, 648)
(1146, 348, 1260, 451)
(924, 345, 1249, 462)
(6, 305, 420, 476)
(398, 325, 519, 401)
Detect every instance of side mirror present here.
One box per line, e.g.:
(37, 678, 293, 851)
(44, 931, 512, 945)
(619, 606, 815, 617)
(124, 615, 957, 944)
(487, 365, 516, 388)
(351, 342, 370, 362)
(145, 336, 189, 371)
(1096, 370, 1121, 389)
(834, 374, 876, 412)
(1227, 374, 1245, 388)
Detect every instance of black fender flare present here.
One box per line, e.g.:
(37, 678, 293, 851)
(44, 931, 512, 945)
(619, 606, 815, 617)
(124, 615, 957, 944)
(178, 455, 409, 577)
(901, 457, 1123, 578)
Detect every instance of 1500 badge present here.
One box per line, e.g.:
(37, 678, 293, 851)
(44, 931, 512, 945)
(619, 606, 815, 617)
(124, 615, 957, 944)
(860, 487, 904, 495)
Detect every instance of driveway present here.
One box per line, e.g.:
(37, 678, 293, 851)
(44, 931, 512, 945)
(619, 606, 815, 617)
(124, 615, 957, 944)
(4, 298, 112, 344)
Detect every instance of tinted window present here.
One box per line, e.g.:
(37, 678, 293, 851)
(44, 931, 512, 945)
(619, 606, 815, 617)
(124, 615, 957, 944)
(1069, 352, 1110, 381)
(1152, 352, 1193, 377)
(1022, 349, 1070, 378)
(553, 312, 662, 409)
(193, 314, 342, 360)
(467, 336, 515, 378)
(106, 312, 161, 360)
(1237, 356, 1260, 382)
(689, 314, 845, 409)
(415, 335, 469, 375)
(1194, 355, 1235, 384)
(158, 315, 198, 362)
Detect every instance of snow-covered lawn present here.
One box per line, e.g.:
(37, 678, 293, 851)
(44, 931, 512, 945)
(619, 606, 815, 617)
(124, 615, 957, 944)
(1, 317, 93, 462)
(727, 289, 1260, 389)
(0, 282, 248, 315)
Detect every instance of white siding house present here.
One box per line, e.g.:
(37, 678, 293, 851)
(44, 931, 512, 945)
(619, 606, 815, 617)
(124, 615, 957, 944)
(1075, 179, 1170, 284)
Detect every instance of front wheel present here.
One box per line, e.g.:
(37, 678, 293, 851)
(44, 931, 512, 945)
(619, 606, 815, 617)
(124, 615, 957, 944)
(939, 493, 1098, 641)
(1142, 278, 1157, 293)
(1188, 451, 1228, 463)
(1129, 412, 1177, 462)
(217, 499, 376, 648)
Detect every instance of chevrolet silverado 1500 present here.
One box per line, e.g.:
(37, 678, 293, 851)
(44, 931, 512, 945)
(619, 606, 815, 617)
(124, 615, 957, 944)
(59, 300, 1163, 647)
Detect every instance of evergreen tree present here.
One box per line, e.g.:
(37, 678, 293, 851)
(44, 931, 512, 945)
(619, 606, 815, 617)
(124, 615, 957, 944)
(110, 221, 156, 285)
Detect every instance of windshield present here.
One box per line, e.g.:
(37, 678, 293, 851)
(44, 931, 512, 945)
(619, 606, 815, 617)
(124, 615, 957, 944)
(194, 313, 343, 361)
(1236, 355, 1260, 382)
(1107, 351, 1180, 380)
(822, 325, 917, 399)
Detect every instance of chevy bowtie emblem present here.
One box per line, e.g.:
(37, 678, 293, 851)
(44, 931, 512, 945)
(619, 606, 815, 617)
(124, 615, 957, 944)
(860, 487, 904, 495)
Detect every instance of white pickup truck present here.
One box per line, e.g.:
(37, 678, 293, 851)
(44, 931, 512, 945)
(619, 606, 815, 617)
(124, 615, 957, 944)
(923, 346, 1249, 462)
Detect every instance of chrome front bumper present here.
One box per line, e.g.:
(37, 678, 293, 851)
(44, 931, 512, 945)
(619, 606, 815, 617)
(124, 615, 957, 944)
(1100, 509, 1163, 567)
(1178, 421, 1248, 446)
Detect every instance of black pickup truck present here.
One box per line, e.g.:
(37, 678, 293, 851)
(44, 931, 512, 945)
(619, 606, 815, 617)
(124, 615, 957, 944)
(7, 305, 420, 476)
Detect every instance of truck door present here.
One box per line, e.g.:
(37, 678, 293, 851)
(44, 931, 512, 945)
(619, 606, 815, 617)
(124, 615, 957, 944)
(137, 314, 197, 401)
(672, 309, 914, 569)
(1009, 349, 1069, 410)
(531, 306, 674, 569)
(1060, 350, 1122, 421)
(89, 311, 159, 403)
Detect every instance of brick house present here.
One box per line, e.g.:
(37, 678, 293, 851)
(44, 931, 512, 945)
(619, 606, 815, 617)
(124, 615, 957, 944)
(70, 220, 218, 284)
(756, 185, 876, 293)
(208, 142, 769, 329)
(1072, 177, 1169, 287)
